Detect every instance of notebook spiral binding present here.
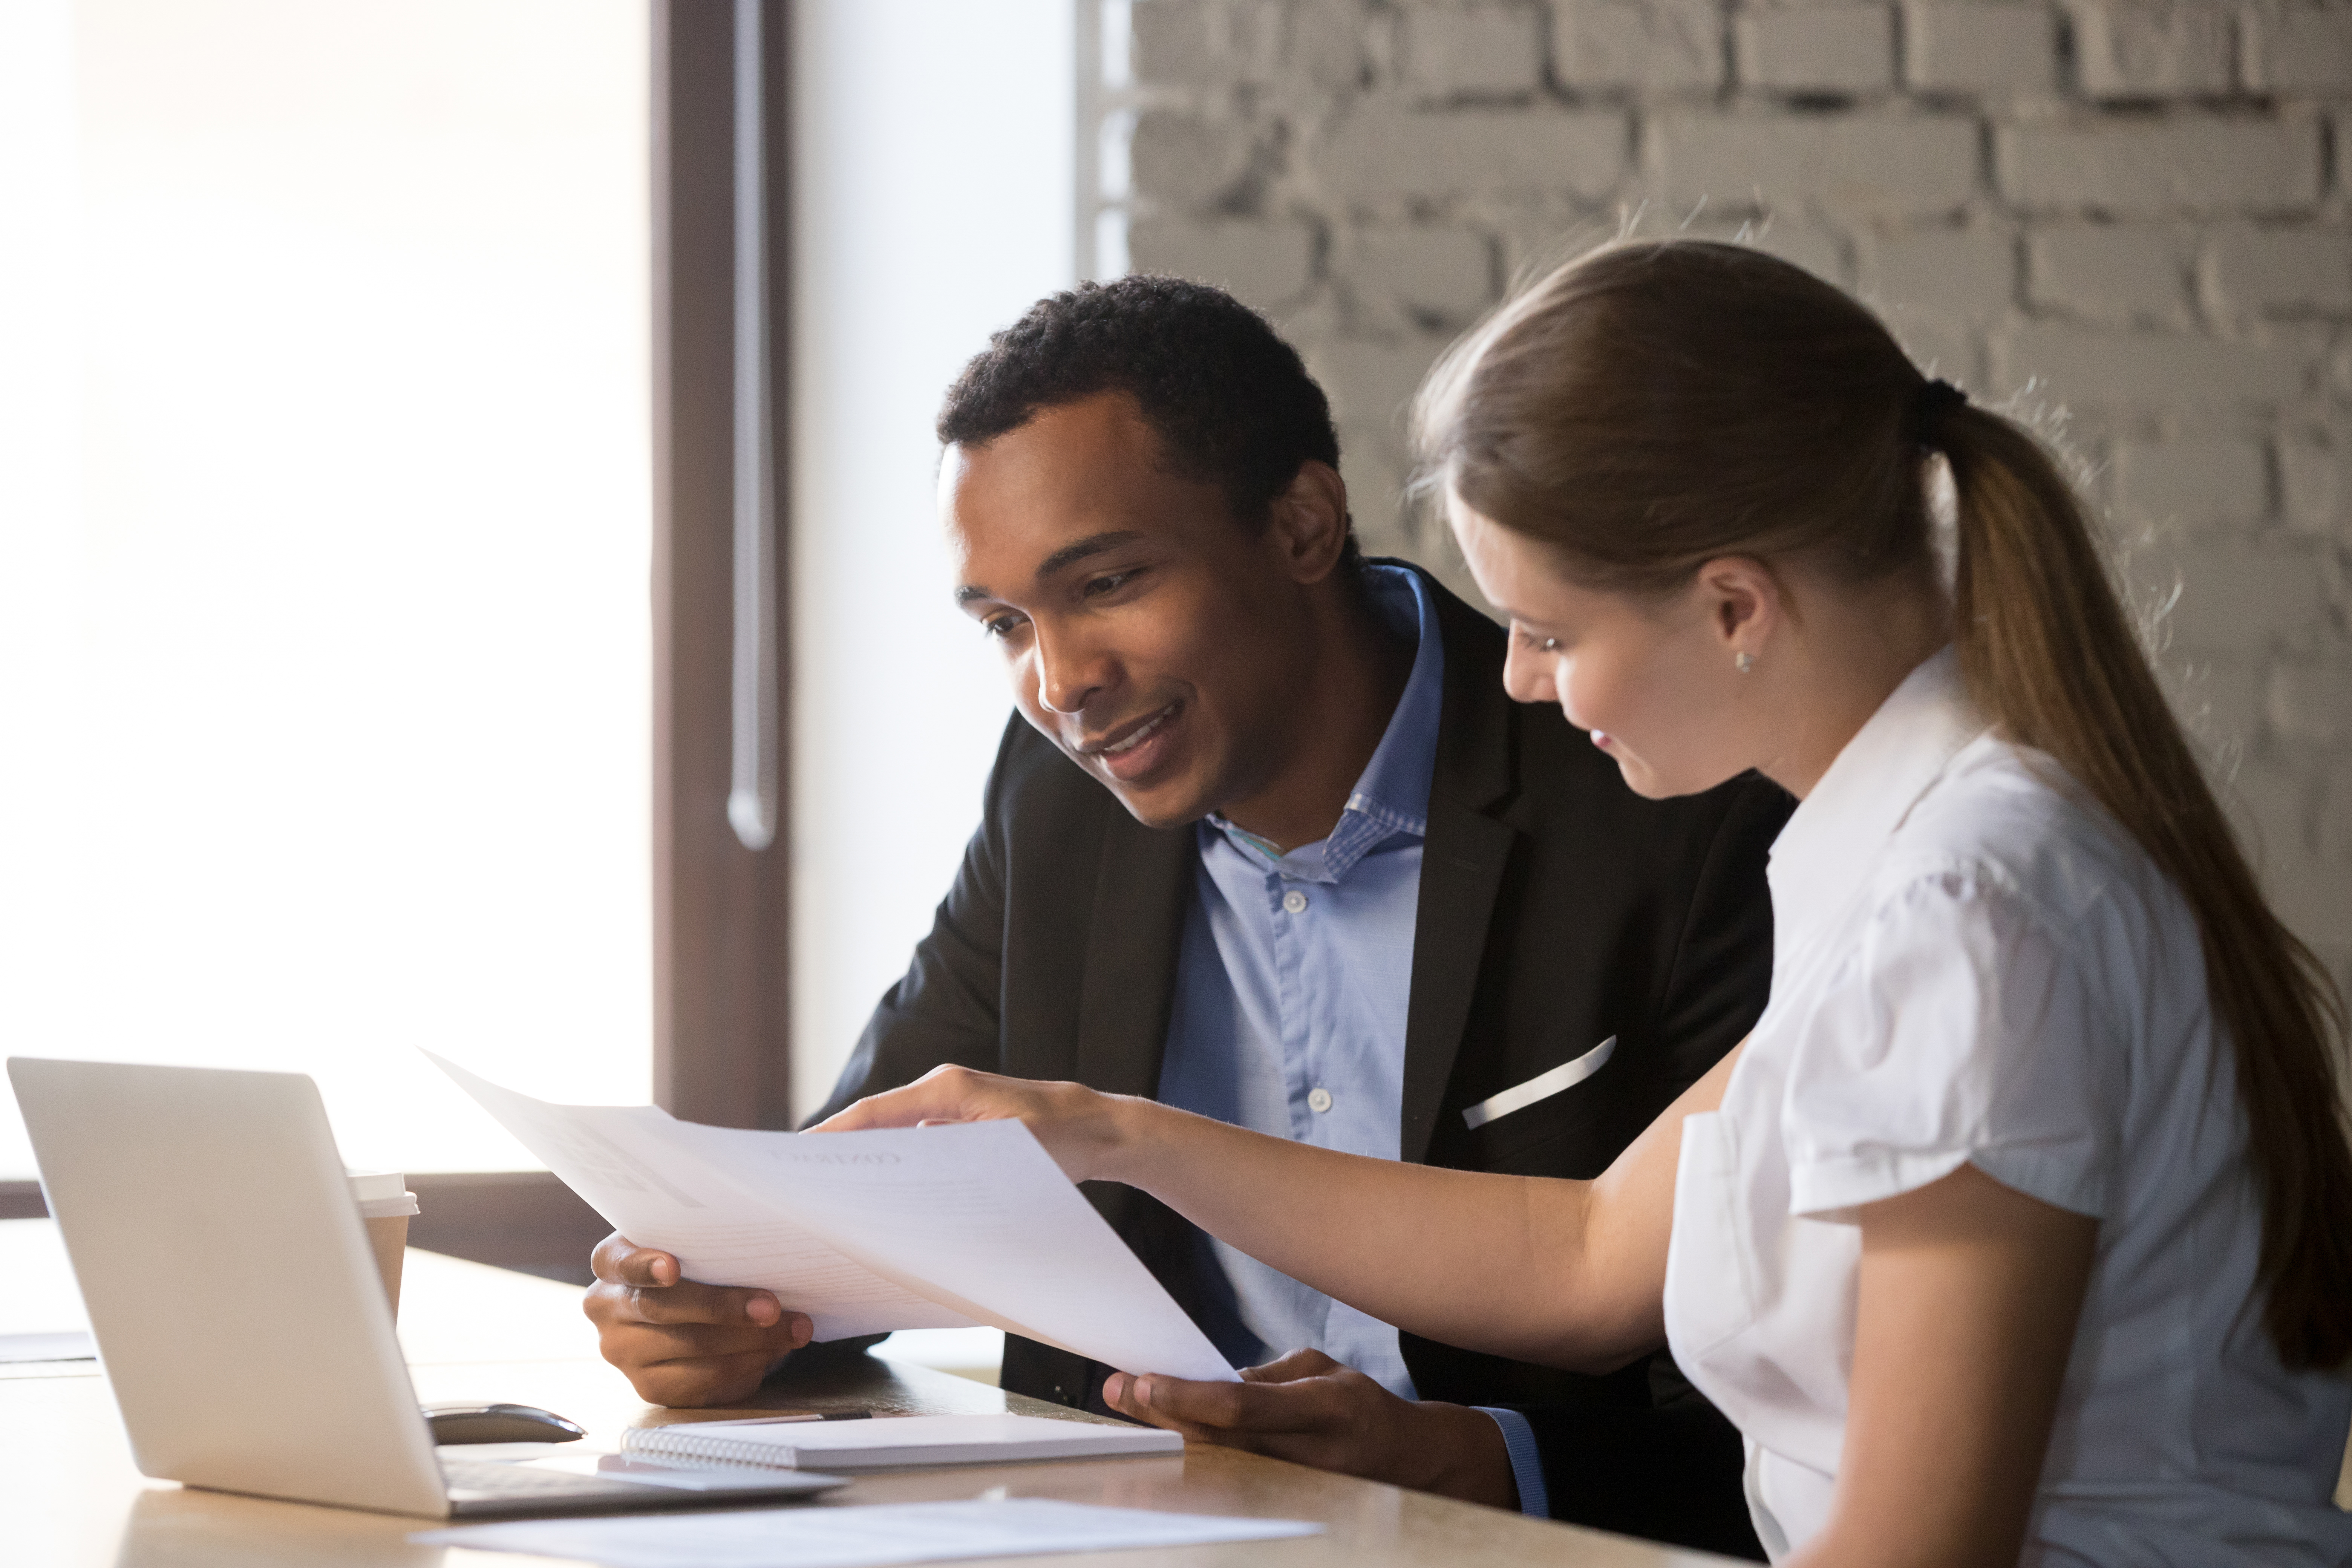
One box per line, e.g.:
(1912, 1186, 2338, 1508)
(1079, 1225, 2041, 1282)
(620, 1428, 802, 1470)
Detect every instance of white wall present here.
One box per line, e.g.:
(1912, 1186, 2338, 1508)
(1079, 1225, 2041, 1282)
(789, 1, 1075, 1121)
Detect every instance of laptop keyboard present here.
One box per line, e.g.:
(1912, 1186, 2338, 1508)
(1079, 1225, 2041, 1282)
(443, 1459, 650, 1499)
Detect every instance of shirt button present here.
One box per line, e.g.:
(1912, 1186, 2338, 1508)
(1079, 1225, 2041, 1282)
(1308, 1087, 1334, 1114)
(1282, 890, 1309, 914)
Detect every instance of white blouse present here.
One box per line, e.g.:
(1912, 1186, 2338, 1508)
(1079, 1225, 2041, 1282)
(1663, 649, 2352, 1565)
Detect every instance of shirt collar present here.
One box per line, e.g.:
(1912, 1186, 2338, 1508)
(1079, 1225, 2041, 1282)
(1766, 645, 1988, 957)
(1209, 564, 1446, 883)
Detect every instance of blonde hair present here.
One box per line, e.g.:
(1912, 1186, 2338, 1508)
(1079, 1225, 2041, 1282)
(1417, 239, 2352, 1368)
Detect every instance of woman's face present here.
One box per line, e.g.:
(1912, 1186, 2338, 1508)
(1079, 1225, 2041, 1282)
(1452, 498, 1759, 801)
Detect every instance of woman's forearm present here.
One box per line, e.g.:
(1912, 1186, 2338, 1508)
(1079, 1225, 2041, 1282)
(1096, 1093, 1661, 1371)
(817, 1047, 1740, 1370)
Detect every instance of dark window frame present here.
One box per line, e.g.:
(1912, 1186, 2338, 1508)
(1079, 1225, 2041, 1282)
(3, 1, 793, 1283)
(652, 0, 796, 1139)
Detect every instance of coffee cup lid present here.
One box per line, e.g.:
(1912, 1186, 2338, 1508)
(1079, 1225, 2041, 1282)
(346, 1169, 420, 1218)
(345, 1169, 407, 1202)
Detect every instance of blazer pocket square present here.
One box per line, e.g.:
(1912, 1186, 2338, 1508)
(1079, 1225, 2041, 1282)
(1461, 1035, 1618, 1130)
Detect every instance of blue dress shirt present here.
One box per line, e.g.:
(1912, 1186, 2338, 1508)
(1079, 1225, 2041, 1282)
(1153, 565, 1549, 1517)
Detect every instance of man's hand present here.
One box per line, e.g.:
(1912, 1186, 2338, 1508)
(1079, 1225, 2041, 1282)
(1103, 1349, 1519, 1510)
(583, 1232, 814, 1407)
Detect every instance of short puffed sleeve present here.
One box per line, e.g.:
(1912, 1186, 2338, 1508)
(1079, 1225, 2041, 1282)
(1780, 863, 2125, 1222)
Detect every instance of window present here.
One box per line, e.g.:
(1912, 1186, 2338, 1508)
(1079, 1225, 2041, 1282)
(0, 0, 654, 1181)
(3, 0, 1082, 1286)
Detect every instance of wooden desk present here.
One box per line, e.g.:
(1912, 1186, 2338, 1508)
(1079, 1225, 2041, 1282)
(3, 1236, 1729, 1567)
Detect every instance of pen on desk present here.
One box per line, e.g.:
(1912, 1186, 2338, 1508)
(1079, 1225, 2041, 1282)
(669, 1410, 877, 1430)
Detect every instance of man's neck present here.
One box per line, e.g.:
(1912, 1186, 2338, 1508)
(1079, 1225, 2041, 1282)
(1216, 580, 1416, 855)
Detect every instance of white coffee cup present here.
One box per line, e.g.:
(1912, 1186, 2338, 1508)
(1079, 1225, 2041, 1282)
(346, 1170, 419, 1319)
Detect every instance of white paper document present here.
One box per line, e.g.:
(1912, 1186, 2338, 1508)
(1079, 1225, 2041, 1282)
(412, 1499, 1322, 1568)
(428, 1055, 1237, 1382)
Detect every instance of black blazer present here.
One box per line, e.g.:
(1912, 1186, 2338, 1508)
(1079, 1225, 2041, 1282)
(813, 565, 1788, 1556)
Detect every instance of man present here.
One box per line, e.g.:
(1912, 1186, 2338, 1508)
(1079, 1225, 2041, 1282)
(585, 278, 1789, 1556)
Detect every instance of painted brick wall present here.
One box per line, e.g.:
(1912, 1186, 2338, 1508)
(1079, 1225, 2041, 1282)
(1095, 0, 2352, 988)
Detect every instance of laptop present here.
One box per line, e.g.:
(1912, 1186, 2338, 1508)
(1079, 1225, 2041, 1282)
(7, 1056, 845, 1519)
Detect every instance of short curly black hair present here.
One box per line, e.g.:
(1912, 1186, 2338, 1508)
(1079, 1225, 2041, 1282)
(937, 276, 1360, 568)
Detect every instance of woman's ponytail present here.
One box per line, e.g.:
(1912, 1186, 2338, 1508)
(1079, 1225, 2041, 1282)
(1938, 406, 2352, 1370)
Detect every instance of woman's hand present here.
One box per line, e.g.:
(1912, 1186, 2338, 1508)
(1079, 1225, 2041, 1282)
(808, 1064, 1143, 1185)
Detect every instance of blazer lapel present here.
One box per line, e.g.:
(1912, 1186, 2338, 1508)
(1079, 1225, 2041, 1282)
(1076, 812, 1194, 1099)
(1400, 571, 1517, 1165)
(1072, 810, 1193, 1239)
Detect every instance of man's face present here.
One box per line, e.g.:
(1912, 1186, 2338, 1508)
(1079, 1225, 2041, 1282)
(945, 392, 1320, 828)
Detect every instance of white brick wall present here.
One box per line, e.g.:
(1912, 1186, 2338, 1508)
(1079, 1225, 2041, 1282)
(1905, 4, 2058, 93)
(1398, 3, 1548, 92)
(1098, 0, 2352, 983)
(1996, 120, 2323, 214)
(1735, 6, 1896, 93)
(2249, 9, 2352, 92)
(2070, 2, 2236, 98)
(2028, 223, 2193, 323)
(1553, 0, 1723, 88)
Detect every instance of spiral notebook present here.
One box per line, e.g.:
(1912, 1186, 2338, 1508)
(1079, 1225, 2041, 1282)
(620, 1414, 1181, 1472)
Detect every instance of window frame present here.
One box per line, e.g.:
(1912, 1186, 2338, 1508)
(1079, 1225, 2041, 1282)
(651, 0, 796, 1138)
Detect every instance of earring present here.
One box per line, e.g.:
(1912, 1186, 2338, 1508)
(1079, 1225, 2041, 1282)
(1735, 651, 1755, 674)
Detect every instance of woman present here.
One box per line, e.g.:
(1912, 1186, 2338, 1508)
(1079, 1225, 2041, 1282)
(822, 241, 2352, 1566)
